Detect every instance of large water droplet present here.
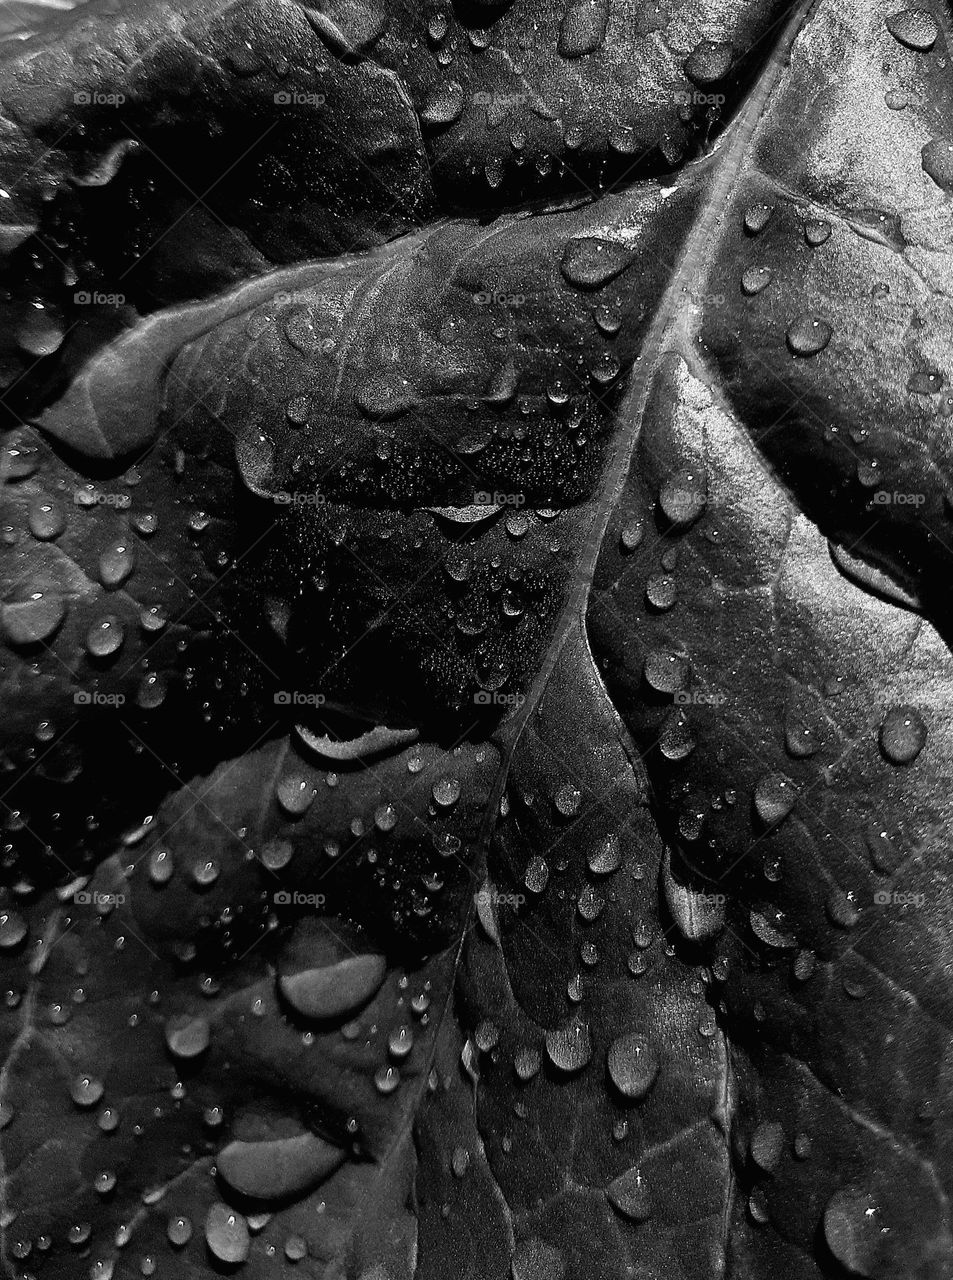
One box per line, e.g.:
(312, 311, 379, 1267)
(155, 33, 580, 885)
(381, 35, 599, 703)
(684, 39, 733, 84)
(560, 237, 634, 290)
(786, 314, 832, 356)
(606, 1166, 650, 1220)
(164, 1013, 210, 1059)
(824, 1185, 883, 1277)
(99, 541, 136, 589)
(205, 1203, 249, 1264)
(279, 954, 386, 1019)
(754, 772, 796, 825)
(2, 588, 66, 645)
(879, 704, 926, 764)
(28, 495, 66, 540)
(606, 1031, 659, 1099)
(217, 1131, 344, 1200)
(558, 0, 608, 57)
(545, 1020, 592, 1073)
(886, 8, 938, 50)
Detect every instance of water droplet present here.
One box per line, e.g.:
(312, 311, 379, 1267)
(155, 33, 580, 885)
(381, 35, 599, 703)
(561, 237, 634, 290)
(86, 615, 124, 658)
(164, 1013, 210, 1059)
(886, 8, 938, 50)
(744, 203, 774, 234)
(879, 704, 926, 764)
(827, 888, 861, 929)
(554, 782, 582, 817)
(514, 1045, 540, 1080)
(619, 518, 644, 551)
(166, 1215, 192, 1247)
(432, 776, 460, 807)
(754, 772, 796, 825)
(545, 1020, 592, 1073)
(284, 1234, 308, 1261)
(131, 511, 158, 536)
(28, 496, 65, 540)
(279, 954, 386, 1019)
(684, 38, 733, 84)
(525, 855, 549, 894)
(750, 907, 796, 948)
(786, 314, 832, 356)
(276, 773, 316, 815)
(646, 572, 677, 610)
(644, 649, 689, 694)
(824, 1185, 883, 1276)
(389, 1024, 413, 1059)
(606, 1166, 650, 1220)
(260, 839, 293, 870)
(588, 834, 622, 875)
(922, 137, 953, 189)
(421, 79, 465, 126)
(71, 1075, 104, 1107)
(750, 1120, 784, 1171)
(374, 1064, 400, 1094)
(785, 720, 819, 758)
(205, 1203, 249, 1264)
(0, 912, 26, 949)
(558, 0, 608, 57)
(217, 1131, 344, 1200)
(741, 265, 772, 295)
(606, 1031, 659, 1099)
(136, 672, 167, 710)
(804, 218, 832, 246)
(2, 588, 66, 645)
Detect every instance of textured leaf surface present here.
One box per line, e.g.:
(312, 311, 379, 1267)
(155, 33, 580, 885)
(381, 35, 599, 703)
(2, 0, 953, 1276)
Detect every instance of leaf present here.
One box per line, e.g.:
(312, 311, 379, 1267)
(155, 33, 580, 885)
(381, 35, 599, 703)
(2, 0, 953, 1276)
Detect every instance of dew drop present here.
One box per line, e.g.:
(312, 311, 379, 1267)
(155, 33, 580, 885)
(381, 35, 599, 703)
(545, 1020, 592, 1073)
(28, 496, 65, 540)
(86, 615, 124, 658)
(886, 7, 938, 50)
(786, 314, 832, 356)
(741, 265, 772, 295)
(205, 1202, 250, 1264)
(99, 541, 136, 589)
(606, 1166, 650, 1220)
(2, 588, 66, 645)
(754, 772, 796, 825)
(879, 704, 926, 764)
(606, 1031, 659, 1099)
